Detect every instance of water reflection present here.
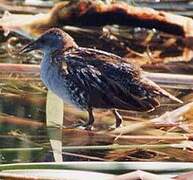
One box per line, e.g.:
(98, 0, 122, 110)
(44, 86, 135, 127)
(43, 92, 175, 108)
(46, 91, 63, 162)
(48, 128, 63, 162)
(1, 30, 193, 164)
(0, 74, 109, 163)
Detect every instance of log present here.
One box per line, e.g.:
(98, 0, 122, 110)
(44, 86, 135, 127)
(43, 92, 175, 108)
(1, 0, 193, 38)
(48, 0, 193, 37)
(0, 63, 193, 87)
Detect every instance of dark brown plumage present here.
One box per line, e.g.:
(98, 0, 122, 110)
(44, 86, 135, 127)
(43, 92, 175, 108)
(21, 28, 182, 130)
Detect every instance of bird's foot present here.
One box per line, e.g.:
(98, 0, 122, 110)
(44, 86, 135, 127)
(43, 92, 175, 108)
(71, 120, 94, 131)
(77, 124, 94, 131)
(84, 125, 94, 131)
(109, 124, 122, 130)
(71, 119, 85, 128)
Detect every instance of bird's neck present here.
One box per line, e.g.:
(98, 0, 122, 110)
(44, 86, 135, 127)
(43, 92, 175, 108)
(43, 50, 62, 66)
(42, 46, 78, 74)
(41, 51, 63, 81)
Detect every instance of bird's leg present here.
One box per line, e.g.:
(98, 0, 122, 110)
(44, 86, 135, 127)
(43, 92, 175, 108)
(85, 107, 95, 130)
(71, 108, 94, 130)
(112, 109, 123, 128)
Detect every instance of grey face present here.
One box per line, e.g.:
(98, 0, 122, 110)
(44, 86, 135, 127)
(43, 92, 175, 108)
(36, 33, 64, 52)
(21, 29, 66, 53)
(21, 28, 77, 55)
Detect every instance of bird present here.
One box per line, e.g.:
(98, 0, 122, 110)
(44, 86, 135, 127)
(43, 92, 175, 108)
(21, 28, 182, 130)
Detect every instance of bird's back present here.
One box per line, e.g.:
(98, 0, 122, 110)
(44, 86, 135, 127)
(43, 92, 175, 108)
(59, 47, 181, 111)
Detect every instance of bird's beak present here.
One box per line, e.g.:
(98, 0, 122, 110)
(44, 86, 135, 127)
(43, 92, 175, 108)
(20, 41, 38, 54)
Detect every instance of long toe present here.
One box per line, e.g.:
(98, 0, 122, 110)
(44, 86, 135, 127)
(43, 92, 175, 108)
(72, 121, 94, 131)
(84, 124, 94, 131)
(70, 119, 86, 128)
(109, 123, 123, 130)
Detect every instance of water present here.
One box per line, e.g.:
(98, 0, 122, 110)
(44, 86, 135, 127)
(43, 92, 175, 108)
(0, 29, 193, 165)
(0, 66, 109, 163)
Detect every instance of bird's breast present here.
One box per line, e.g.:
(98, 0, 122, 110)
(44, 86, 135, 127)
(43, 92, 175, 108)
(40, 56, 69, 101)
(40, 55, 87, 109)
(40, 56, 58, 90)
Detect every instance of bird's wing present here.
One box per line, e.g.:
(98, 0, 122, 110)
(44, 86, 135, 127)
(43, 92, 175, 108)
(65, 58, 141, 110)
(65, 48, 182, 106)
(63, 49, 162, 111)
(98, 61, 182, 103)
(139, 77, 183, 103)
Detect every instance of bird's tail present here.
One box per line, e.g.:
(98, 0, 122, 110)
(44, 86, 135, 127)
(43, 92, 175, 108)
(142, 78, 183, 104)
(158, 88, 183, 104)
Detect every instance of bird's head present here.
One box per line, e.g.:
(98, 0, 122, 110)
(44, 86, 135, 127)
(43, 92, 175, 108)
(21, 28, 77, 54)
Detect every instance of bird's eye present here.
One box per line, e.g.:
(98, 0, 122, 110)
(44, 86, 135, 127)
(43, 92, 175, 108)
(41, 39, 46, 44)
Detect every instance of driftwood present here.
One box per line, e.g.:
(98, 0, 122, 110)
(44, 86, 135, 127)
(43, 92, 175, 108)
(1, 0, 193, 62)
(111, 101, 193, 135)
(1, 0, 193, 38)
(138, 0, 193, 17)
(0, 113, 43, 128)
(48, 1, 193, 37)
(0, 1, 49, 15)
(0, 63, 193, 87)
(143, 60, 193, 74)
